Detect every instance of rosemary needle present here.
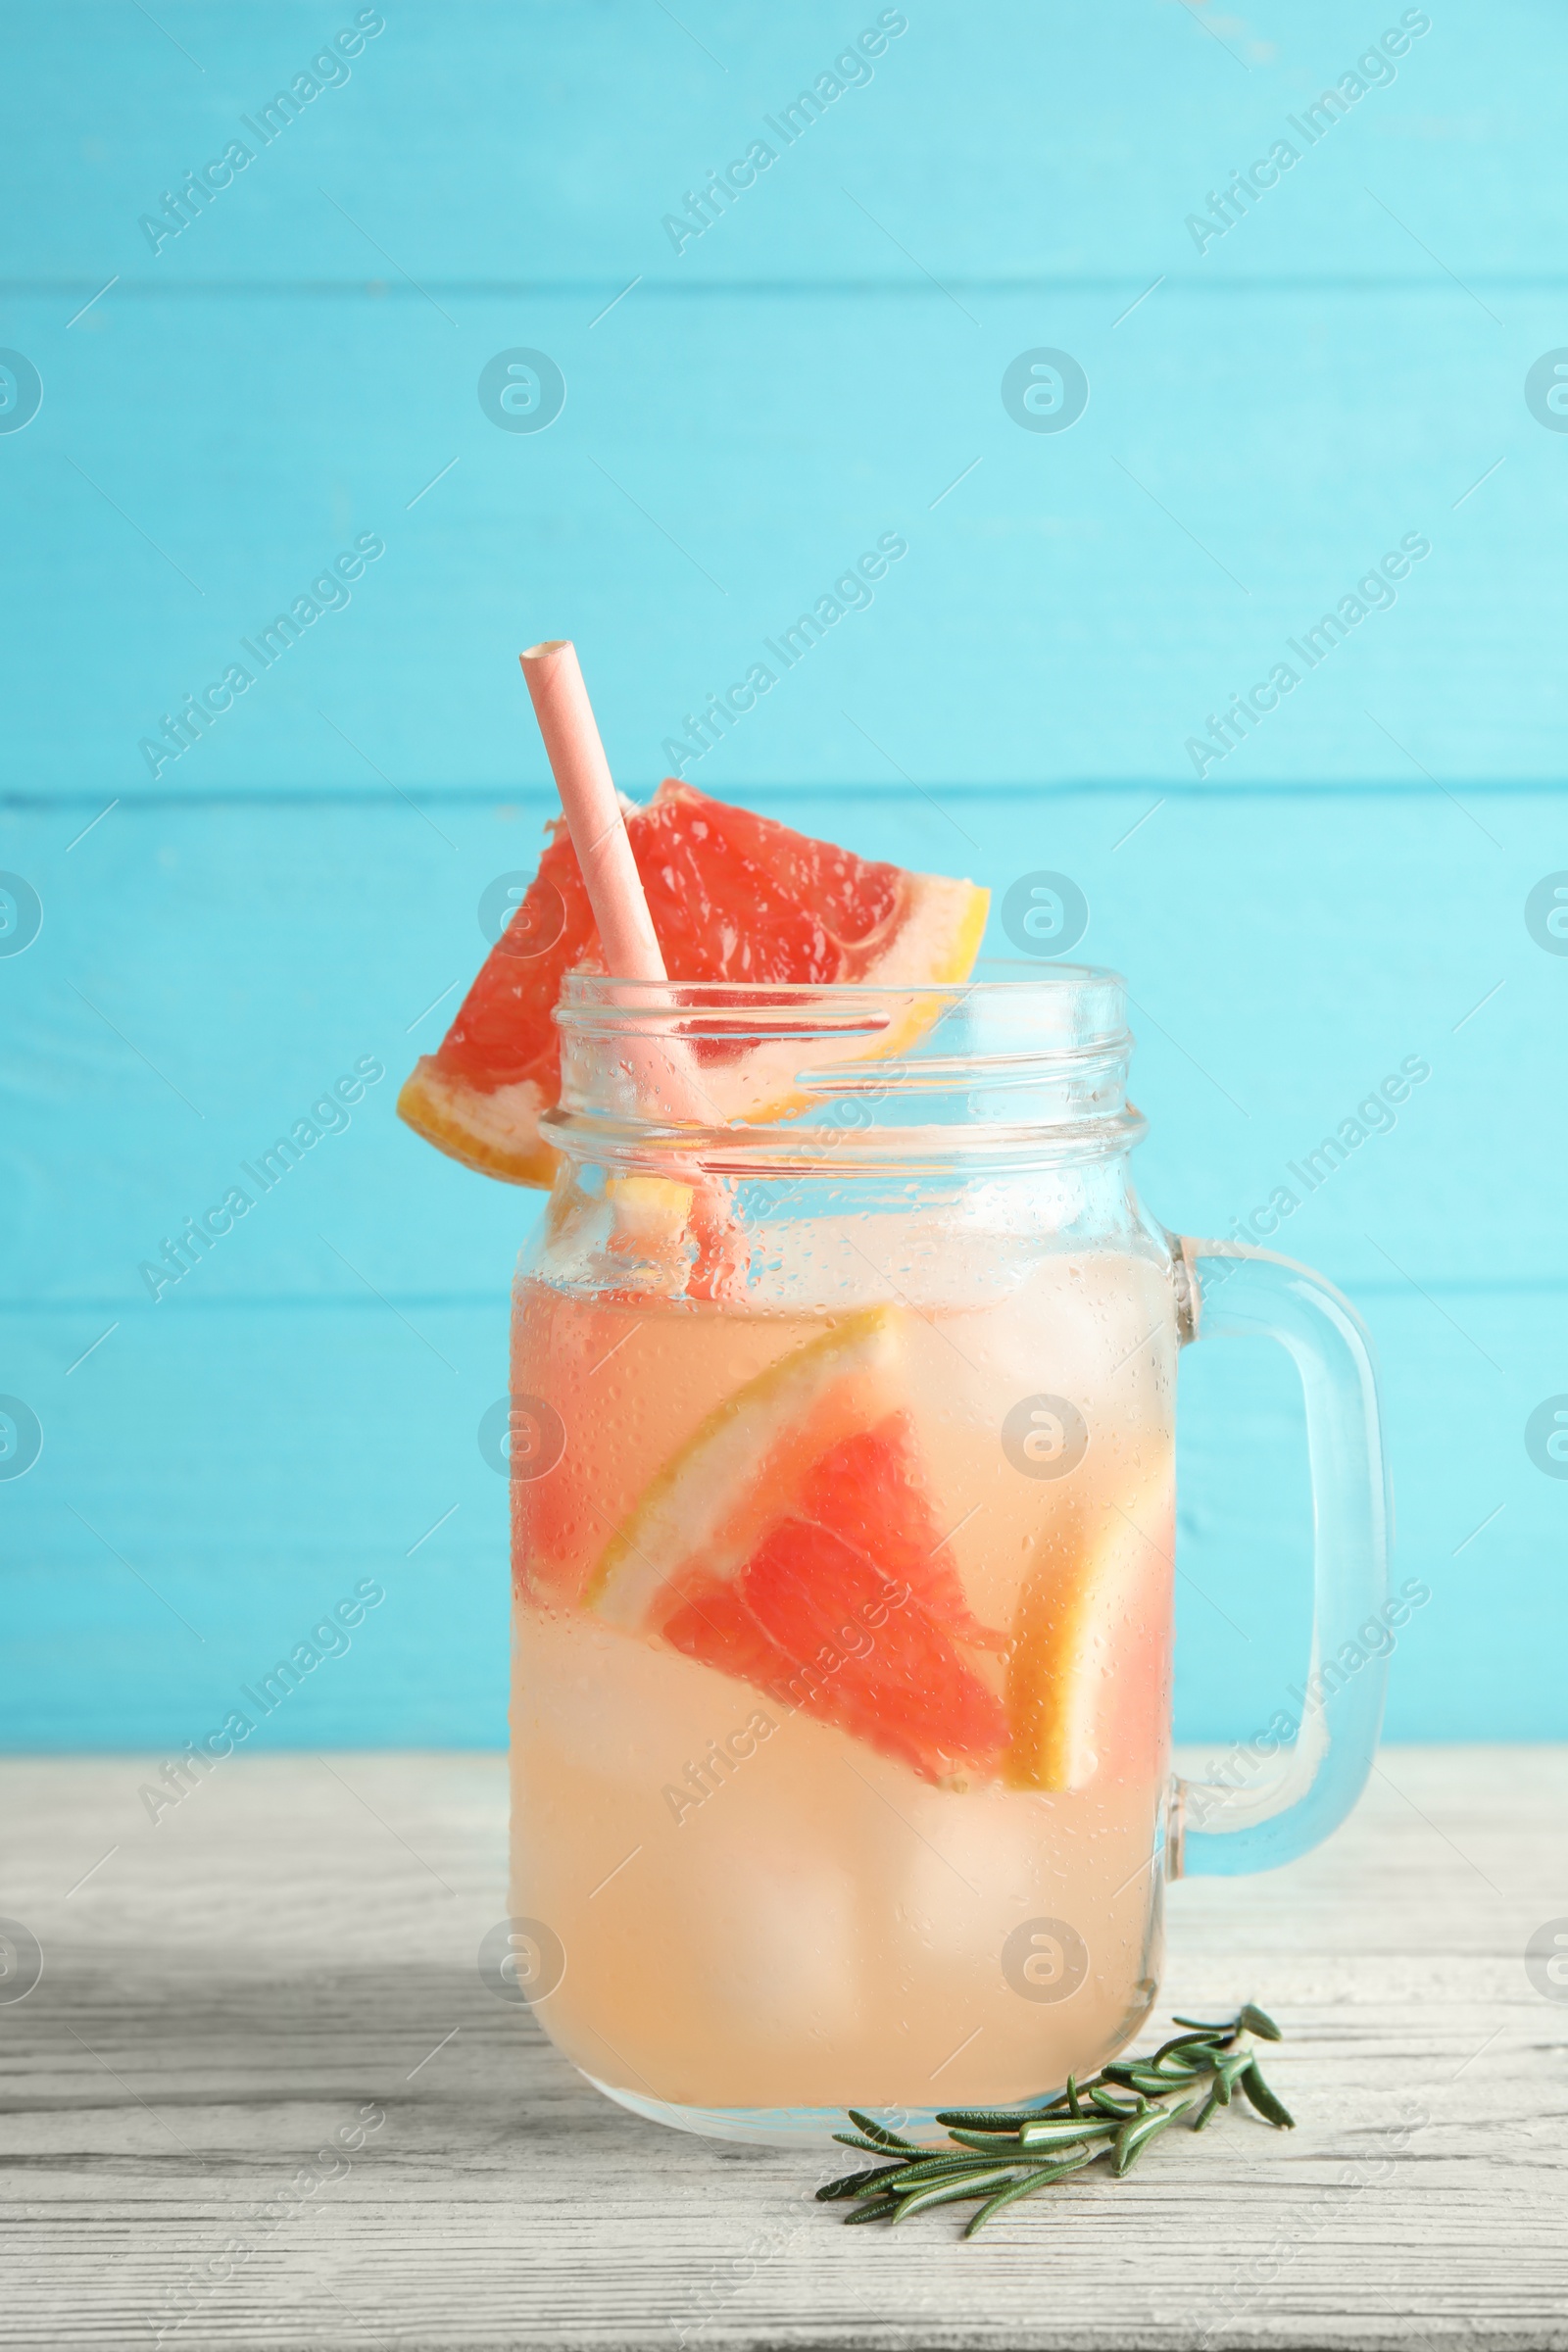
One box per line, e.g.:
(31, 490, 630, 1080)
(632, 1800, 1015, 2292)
(1089, 2085, 1141, 2118)
(1191, 2082, 1224, 2132)
(872, 2155, 1005, 2193)
(815, 2164, 895, 2202)
(1240, 2058, 1296, 2129)
(1111, 2096, 1192, 2175)
(846, 2109, 919, 2152)
(843, 2195, 900, 2225)
(893, 2165, 1026, 2221)
(964, 2149, 1097, 2235)
(1017, 2115, 1121, 2151)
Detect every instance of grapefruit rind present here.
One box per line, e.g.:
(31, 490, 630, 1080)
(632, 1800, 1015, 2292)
(864, 868, 991, 989)
(585, 1308, 904, 1630)
(1003, 1460, 1176, 1793)
(605, 1173, 696, 1258)
(397, 1063, 556, 1188)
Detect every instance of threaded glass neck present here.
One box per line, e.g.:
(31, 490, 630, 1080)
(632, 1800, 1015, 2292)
(545, 972, 1145, 1178)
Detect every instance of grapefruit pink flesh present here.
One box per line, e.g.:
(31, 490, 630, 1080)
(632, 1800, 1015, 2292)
(662, 1509, 1007, 1786)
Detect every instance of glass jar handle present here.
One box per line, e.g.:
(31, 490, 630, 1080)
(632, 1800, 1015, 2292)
(1167, 1238, 1391, 1878)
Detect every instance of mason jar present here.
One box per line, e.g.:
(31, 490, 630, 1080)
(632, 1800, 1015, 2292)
(504, 973, 1389, 2143)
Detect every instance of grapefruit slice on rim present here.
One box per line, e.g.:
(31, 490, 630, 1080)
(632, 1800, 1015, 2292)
(585, 1309, 1008, 1784)
(397, 781, 989, 1188)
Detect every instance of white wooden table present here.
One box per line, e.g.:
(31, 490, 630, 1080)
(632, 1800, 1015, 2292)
(3, 1750, 1565, 2350)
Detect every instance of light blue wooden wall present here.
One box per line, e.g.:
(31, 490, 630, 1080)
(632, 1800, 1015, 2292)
(3, 1, 1565, 1753)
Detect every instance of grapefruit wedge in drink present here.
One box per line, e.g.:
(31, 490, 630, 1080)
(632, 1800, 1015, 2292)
(582, 1309, 1009, 1784)
(1004, 1461, 1178, 1793)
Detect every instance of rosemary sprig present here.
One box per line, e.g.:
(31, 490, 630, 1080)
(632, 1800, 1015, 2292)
(815, 2002, 1292, 2237)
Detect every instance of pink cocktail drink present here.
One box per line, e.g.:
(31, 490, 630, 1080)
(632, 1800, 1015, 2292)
(512, 1211, 1175, 2127)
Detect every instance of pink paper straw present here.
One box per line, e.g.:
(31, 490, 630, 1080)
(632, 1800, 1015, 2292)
(518, 645, 742, 1295)
(518, 641, 666, 984)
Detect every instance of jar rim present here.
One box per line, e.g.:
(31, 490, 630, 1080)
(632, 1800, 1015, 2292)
(539, 1104, 1149, 1179)
(560, 963, 1124, 1000)
(557, 965, 1130, 1049)
(549, 965, 1140, 1174)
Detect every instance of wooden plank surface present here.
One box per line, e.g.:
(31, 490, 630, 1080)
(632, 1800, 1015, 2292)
(3, 1748, 1566, 2350)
